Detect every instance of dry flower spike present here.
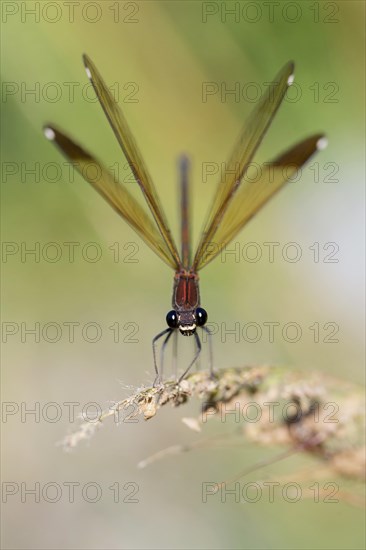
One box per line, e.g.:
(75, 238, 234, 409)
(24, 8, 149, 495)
(60, 365, 365, 495)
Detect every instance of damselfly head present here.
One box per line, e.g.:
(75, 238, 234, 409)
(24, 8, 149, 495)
(166, 308, 208, 335)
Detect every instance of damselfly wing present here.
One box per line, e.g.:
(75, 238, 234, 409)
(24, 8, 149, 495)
(44, 56, 327, 384)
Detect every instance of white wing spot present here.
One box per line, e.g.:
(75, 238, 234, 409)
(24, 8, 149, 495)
(316, 136, 328, 150)
(85, 66, 92, 79)
(287, 74, 295, 86)
(44, 127, 55, 140)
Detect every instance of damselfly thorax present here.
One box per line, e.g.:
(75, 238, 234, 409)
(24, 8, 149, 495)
(44, 54, 327, 385)
(167, 270, 206, 336)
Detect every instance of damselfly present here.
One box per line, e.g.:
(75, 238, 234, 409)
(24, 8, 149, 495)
(44, 55, 327, 384)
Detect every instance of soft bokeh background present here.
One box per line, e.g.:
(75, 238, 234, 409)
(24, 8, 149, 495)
(2, 1, 365, 548)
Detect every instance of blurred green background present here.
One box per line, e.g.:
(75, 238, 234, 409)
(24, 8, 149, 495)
(1, 1, 365, 549)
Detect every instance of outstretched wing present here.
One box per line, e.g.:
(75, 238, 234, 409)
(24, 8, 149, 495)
(194, 134, 327, 270)
(43, 126, 179, 269)
(82, 54, 181, 269)
(192, 61, 295, 271)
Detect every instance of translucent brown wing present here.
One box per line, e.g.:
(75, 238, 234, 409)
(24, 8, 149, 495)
(195, 134, 327, 270)
(43, 125, 179, 269)
(192, 61, 295, 271)
(83, 54, 181, 270)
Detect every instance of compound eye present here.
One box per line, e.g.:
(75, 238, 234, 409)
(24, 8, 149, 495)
(196, 307, 208, 327)
(166, 310, 179, 328)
